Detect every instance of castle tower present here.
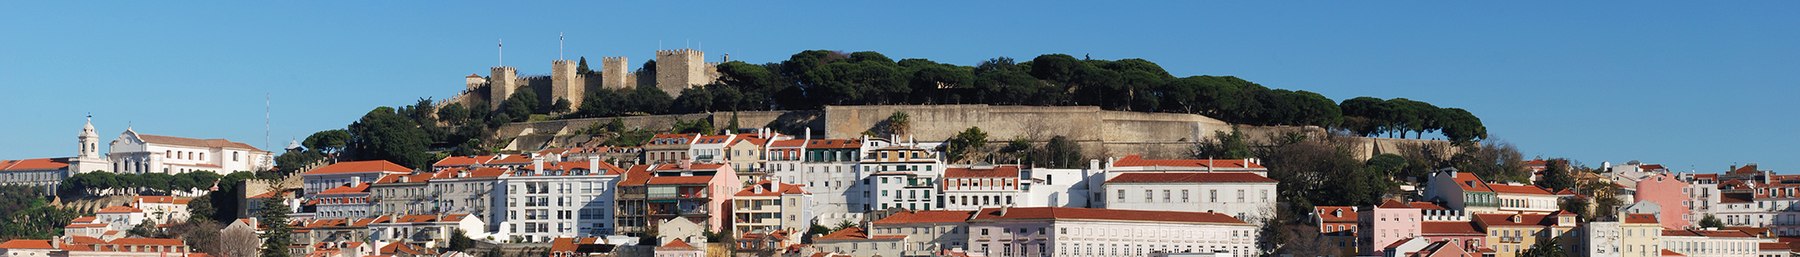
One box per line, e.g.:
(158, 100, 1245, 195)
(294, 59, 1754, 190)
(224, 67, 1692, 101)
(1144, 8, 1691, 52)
(465, 73, 487, 92)
(71, 115, 109, 173)
(601, 56, 633, 89)
(551, 60, 585, 111)
(489, 66, 518, 110)
(655, 49, 717, 97)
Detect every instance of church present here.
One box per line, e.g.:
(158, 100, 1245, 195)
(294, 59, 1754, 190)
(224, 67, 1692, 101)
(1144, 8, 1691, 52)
(69, 116, 273, 175)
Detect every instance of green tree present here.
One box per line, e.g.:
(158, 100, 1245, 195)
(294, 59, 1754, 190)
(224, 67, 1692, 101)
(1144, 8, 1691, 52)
(1035, 136, 1085, 169)
(258, 197, 293, 257)
(552, 99, 573, 114)
(1193, 127, 1254, 159)
(1699, 214, 1723, 228)
(1517, 236, 1567, 257)
(1536, 158, 1577, 192)
(188, 194, 216, 223)
(449, 229, 476, 252)
(302, 129, 352, 155)
(944, 127, 989, 163)
(347, 107, 431, 170)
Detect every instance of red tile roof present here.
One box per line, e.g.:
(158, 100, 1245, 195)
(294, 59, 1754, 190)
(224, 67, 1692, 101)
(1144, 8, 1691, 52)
(1112, 155, 1265, 169)
(306, 160, 411, 175)
(108, 237, 186, 246)
(374, 173, 436, 184)
(807, 139, 861, 149)
(659, 239, 698, 250)
(433, 155, 494, 167)
(970, 207, 1247, 225)
(1105, 172, 1276, 184)
(1661, 249, 1686, 256)
(1761, 242, 1789, 251)
(653, 163, 727, 172)
(1409, 202, 1447, 210)
(945, 166, 1021, 178)
(319, 184, 370, 195)
(138, 134, 262, 151)
(0, 239, 54, 249)
(0, 158, 70, 171)
(1314, 206, 1358, 223)
(769, 139, 807, 148)
(619, 165, 653, 186)
(432, 167, 509, 179)
(98, 205, 143, 214)
(72, 216, 97, 223)
(1473, 213, 1564, 227)
(1422, 221, 1483, 235)
(1448, 172, 1495, 193)
(135, 196, 193, 205)
(486, 155, 533, 165)
(816, 227, 894, 241)
(1624, 213, 1659, 224)
(1486, 183, 1556, 195)
(873, 210, 975, 225)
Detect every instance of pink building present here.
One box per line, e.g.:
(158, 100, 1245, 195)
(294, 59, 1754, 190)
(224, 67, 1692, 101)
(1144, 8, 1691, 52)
(1360, 200, 1424, 256)
(1634, 172, 1691, 229)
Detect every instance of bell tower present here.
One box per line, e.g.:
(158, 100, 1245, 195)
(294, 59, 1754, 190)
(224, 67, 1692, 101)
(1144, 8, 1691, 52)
(72, 115, 110, 173)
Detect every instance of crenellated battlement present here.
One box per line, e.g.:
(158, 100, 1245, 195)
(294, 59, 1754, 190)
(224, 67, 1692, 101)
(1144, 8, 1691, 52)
(459, 50, 718, 111)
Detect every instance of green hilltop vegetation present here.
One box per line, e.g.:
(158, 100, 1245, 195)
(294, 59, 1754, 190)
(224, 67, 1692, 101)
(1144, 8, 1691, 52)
(294, 50, 1489, 170)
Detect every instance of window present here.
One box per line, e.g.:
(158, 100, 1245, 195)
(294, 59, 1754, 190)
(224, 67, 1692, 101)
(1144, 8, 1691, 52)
(1117, 190, 1125, 200)
(1144, 190, 1152, 202)
(1237, 189, 1246, 202)
(1162, 190, 1171, 203)
(1210, 190, 1218, 202)
(1182, 190, 1190, 202)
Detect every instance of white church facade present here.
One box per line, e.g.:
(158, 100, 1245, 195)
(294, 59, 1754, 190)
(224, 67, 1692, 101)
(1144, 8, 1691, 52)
(69, 116, 273, 175)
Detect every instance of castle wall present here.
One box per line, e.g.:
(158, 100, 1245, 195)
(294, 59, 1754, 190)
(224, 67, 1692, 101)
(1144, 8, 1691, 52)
(489, 106, 1452, 161)
(551, 60, 586, 111)
(601, 57, 633, 90)
(488, 67, 518, 110)
(655, 49, 719, 98)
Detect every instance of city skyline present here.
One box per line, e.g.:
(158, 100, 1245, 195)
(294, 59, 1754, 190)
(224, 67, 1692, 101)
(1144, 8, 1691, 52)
(3, 1, 1797, 172)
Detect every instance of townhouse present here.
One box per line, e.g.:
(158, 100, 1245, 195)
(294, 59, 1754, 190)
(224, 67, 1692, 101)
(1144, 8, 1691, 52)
(732, 180, 812, 234)
(965, 207, 1260, 257)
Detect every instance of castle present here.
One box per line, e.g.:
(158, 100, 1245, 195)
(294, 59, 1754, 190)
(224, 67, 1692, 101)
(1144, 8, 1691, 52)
(449, 49, 722, 111)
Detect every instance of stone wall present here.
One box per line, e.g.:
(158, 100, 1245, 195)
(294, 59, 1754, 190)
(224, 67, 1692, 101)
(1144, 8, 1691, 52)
(494, 105, 1453, 160)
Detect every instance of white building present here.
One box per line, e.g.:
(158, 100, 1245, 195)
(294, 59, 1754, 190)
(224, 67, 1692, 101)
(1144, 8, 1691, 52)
(1488, 183, 1572, 214)
(302, 160, 412, 199)
(1102, 172, 1278, 223)
(500, 159, 623, 242)
(732, 181, 812, 234)
(965, 207, 1260, 257)
(0, 158, 70, 195)
(1661, 228, 1765, 257)
(765, 139, 808, 185)
(868, 210, 977, 255)
(311, 183, 372, 219)
(942, 165, 1025, 211)
(1019, 166, 1100, 208)
(798, 138, 866, 224)
(95, 205, 145, 231)
(106, 127, 271, 174)
(688, 134, 736, 163)
(131, 196, 191, 225)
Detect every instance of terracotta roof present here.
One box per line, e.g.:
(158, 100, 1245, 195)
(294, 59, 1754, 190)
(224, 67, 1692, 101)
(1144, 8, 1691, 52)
(433, 156, 494, 167)
(1314, 206, 1357, 223)
(1378, 199, 1412, 208)
(1662, 249, 1686, 256)
(693, 135, 734, 145)
(1761, 242, 1788, 251)
(732, 137, 769, 147)
(1725, 226, 1771, 237)
(1105, 172, 1276, 183)
(432, 167, 509, 179)
(72, 216, 97, 223)
(619, 165, 654, 186)
(816, 227, 876, 241)
(970, 207, 1247, 224)
(1624, 213, 1659, 224)
(1731, 164, 1763, 174)
(0, 158, 70, 171)
(486, 155, 533, 165)
(653, 163, 727, 171)
(769, 139, 807, 148)
(1487, 183, 1557, 195)
(515, 161, 627, 176)
(319, 184, 370, 195)
(549, 237, 591, 252)
(138, 134, 263, 151)
(659, 239, 698, 250)
(306, 160, 411, 175)
(136, 196, 193, 205)
(648, 134, 698, 146)
(1694, 229, 1756, 238)
(1448, 172, 1496, 193)
(68, 236, 104, 245)
(1422, 221, 1483, 235)
(873, 210, 975, 225)
(807, 139, 861, 149)
(0, 239, 54, 249)
(379, 242, 433, 255)
(65, 223, 109, 228)
(98, 205, 143, 213)
(1410, 202, 1447, 210)
(944, 165, 1021, 178)
(736, 181, 809, 197)
(374, 173, 436, 184)
(1473, 213, 1564, 227)
(109, 237, 187, 246)
(1112, 155, 1265, 169)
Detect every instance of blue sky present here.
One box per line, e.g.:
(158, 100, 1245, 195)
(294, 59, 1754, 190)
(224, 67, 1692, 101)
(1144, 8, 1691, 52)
(2, 2, 1796, 173)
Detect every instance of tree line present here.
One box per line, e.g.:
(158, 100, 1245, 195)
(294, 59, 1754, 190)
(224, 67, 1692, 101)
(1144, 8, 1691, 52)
(550, 50, 1488, 143)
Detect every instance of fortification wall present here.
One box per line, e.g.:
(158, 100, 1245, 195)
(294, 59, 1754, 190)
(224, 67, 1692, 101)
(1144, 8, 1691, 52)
(495, 105, 1453, 160)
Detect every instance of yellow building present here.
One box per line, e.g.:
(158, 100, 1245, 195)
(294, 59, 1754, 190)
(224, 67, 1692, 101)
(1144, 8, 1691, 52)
(1474, 211, 1578, 257)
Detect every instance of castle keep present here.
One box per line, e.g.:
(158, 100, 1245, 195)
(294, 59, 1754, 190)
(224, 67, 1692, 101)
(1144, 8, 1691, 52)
(449, 49, 721, 112)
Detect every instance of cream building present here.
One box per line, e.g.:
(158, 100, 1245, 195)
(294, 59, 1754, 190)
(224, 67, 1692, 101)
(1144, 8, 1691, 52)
(731, 181, 811, 234)
(1102, 172, 1278, 223)
(107, 127, 271, 174)
(1661, 228, 1765, 257)
(500, 159, 623, 242)
(1581, 214, 1664, 257)
(868, 210, 977, 255)
(966, 207, 1259, 257)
